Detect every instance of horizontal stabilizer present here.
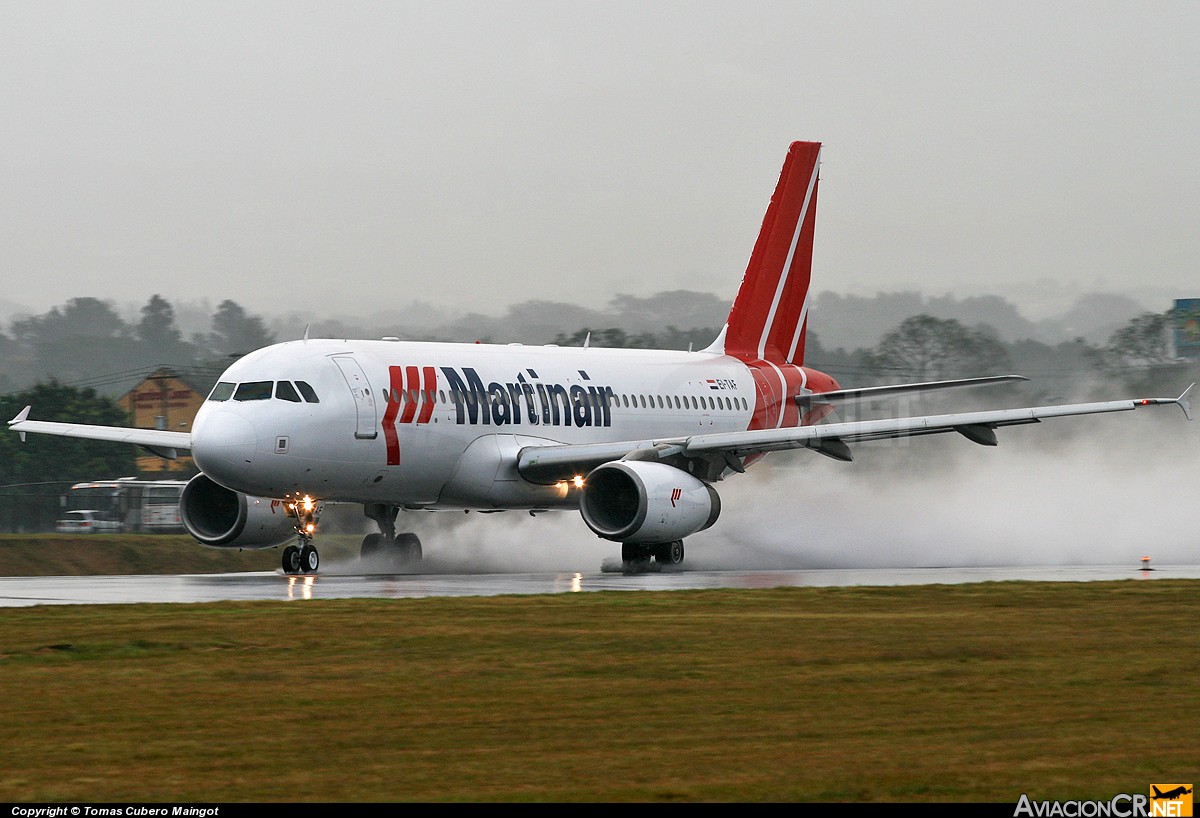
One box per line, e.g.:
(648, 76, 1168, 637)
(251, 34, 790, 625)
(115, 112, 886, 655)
(797, 375, 1027, 407)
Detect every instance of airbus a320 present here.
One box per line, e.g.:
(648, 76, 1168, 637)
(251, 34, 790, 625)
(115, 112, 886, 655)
(9, 142, 1193, 573)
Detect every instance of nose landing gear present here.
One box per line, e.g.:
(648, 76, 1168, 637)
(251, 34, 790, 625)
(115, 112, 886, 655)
(281, 495, 322, 575)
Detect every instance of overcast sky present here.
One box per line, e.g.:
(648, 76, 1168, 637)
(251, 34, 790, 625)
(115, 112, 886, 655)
(2, 1, 1197, 324)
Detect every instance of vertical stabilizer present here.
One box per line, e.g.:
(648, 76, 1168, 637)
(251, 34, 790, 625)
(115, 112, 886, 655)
(710, 141, 821, 365)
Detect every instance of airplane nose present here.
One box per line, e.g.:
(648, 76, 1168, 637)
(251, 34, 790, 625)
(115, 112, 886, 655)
(191, 409, 258, 479)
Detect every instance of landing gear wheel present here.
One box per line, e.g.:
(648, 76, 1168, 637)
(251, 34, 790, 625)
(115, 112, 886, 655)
(360, 533, 383, 560)
(395, 532, 423, 563)
(655, 540, 685, 566)
(299, 544, 319, 573)
(622, 542, 652, 570)
(282, 545, 301, 574)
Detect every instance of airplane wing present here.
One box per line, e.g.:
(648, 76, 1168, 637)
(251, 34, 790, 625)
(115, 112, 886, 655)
(7, 406, 192, 460)
(517, 385, 1195, 483)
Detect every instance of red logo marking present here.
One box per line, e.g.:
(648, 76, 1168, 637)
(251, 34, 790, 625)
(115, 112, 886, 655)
(382, 365, 440, 466)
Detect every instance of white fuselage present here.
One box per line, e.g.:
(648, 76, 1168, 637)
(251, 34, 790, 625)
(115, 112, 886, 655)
(191, 339, 762, 509)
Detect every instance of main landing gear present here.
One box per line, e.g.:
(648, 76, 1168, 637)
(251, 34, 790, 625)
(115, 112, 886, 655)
(621, 540, 685, 572)
(281, 495, 322, 575)
(361, 503, 423, 571)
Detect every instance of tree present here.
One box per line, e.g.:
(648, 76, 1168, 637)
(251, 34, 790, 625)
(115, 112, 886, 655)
(1102, 311, 1174, 368)
(0, 382, 137, 531)
(865, 315, 1011, 381)
(11, 297, 128, 346)
(137, 294, 182, 348)
(1095, 310, 1187, 395)
(8, 298, 142, 388)
(207, 300, 275, 357)
(134, 294, 196, 368)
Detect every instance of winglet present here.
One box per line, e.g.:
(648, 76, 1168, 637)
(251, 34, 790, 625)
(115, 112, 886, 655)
(1135, 384, 1194, 420)
(1177, 383, 1195, 421)
(9, 405, 30, 442)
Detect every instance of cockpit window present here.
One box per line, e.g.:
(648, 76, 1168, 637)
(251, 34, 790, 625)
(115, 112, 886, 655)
(275, 381, 302, 402)
(208, 382, 235, 402)
(233, 381, 273, 401)
(295, 381, 320, 403)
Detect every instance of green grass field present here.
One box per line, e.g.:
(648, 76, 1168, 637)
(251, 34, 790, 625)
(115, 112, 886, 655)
(0, 533, 364, 576)
(1, 577, 1197, 802)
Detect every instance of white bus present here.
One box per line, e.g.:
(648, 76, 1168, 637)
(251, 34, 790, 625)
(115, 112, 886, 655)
(62, 478, 188, 533)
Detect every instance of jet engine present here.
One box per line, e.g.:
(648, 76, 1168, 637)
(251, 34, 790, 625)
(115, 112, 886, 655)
(180, 473, 295, 549)
(579, 461, 720, 544)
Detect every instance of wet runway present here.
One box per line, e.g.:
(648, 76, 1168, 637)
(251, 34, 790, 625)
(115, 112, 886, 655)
(1, 562, 1197, 607)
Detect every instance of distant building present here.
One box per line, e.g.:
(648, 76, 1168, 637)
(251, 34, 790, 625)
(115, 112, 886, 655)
(116, 368, 205, 475)
(1174, 299, 1200, 359)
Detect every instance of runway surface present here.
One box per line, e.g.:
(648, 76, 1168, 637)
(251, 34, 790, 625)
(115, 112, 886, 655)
(1, 562, 1197, 607)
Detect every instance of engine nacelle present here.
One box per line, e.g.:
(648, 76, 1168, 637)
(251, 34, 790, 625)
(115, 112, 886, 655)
(180, 473, 295, 550)
(579, 461, 720, 544)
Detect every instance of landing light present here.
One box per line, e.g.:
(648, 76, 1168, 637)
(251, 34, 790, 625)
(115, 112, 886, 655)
(573, 475, 585, 489)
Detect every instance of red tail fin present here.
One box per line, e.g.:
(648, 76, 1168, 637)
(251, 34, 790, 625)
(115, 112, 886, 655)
(711, 141, 820, 365)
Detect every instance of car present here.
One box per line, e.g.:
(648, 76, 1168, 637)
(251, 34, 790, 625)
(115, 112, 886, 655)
(55, 510, 124, 534)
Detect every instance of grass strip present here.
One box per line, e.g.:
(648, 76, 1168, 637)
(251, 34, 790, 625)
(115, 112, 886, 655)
(0, 580, 1197, 802)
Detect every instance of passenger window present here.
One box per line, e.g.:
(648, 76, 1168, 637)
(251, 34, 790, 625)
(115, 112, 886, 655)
(234, 381, 273, 401)
(208, 382, 235, 402)
(276, 381, 302, 402)
(295, 381, 320, 403)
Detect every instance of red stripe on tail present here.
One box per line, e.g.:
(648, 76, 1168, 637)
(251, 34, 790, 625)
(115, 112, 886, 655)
(722, 141, 820, 365)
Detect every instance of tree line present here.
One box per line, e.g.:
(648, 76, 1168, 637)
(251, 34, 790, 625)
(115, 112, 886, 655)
(554, 309, 1194, 400)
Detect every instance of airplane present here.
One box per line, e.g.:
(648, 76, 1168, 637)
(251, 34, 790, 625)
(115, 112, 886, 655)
(7, 141, 1195, 574)
(1152, 786, 1193, 800)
